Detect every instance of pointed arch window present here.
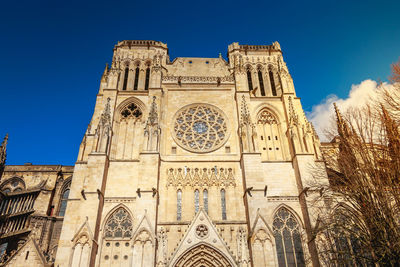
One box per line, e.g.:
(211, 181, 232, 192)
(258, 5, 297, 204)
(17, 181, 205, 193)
(122, 67, 129, 91)
(269, 70, 277, 96)
(220, 189, 227, 220)
(203, 189, 208, 214)
(247, 70, 253, 91)
(144, 67, 150, 90)
(58, 188, 70, 216)
(104, 207, 133, 238)
(194, 189, 199, 213)
(133, 66, 140, 91)
(258, 70, 266, 96)
(177, 190, 182, 221)
(272, 207, 305, 267)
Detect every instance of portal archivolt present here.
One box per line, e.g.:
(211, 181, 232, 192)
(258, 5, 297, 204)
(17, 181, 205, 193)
(174, 243, 233, 267)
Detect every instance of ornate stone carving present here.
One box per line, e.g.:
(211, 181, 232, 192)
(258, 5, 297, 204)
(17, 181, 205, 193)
(156, 227, 168, 267)
(95, 98, 113, 153)
(288, 96, 298, 126)
(254, 229, 270, 243)
(120, 102, 143, 121)
(0, 133, 8, 177)
(239, 96, 256, 152)
(144, 96, 160, 151)
(167, 167, 235, 187)
(237, 227, 250, 267)
(195, 224, 208, 239)
(172, 104, 229, 153)
(162, 75, 234, 84)
(174, 244, 233, 267)
(134, 230, 151, 244)
(104, 208, 133, 238)
(257, 109, 277, 125)
(240, 96, 252, 126)
(272, 41, 281, 50)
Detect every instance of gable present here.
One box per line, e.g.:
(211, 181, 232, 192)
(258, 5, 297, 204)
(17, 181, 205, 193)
(169, 208, 237, 267)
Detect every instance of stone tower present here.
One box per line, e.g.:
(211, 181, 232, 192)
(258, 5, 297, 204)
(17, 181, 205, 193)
(55, 40, 326, 267)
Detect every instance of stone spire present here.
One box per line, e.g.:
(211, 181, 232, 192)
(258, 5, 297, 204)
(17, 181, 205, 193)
(333, 103, 350, 138)
(239, 95, 256, 152)
(145, 96, 159, 127)
(95, 98, 112, 153)
(98, 98, 111, 130)
(144, 96, 160, 151)
(0, 134, 8, 178)
(240, 95, 252, 126)
(101, 63, 109, 82)
(288, 96, 298, 126)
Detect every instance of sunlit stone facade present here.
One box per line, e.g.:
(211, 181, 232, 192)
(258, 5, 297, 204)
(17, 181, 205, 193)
(1, 40, 328, 267)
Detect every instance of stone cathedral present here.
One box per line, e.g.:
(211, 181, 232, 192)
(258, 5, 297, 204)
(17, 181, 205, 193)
(0, 40, 328, 267)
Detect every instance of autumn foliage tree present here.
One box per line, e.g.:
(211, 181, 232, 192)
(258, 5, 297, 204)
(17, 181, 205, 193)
(312, 60, 400, 266)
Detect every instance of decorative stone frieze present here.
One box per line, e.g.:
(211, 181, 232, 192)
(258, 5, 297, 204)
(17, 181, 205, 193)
(167, 167, 235, 187)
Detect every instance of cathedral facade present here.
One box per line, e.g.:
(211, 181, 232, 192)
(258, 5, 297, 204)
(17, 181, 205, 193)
(0, 40, 328, 267)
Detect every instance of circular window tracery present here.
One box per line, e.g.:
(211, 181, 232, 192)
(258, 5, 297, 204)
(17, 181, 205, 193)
(257, 109, 277, 124)
(104, 208, 133, 238)
(120, 103, 142, 120)
(172, 104, 229, 153)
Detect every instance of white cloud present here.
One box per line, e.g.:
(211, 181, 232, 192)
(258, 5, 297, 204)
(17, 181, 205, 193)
(307, 79, 393, 141)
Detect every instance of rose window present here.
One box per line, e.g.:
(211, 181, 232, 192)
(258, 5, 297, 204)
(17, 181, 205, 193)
(195, 224, 209, 239)
(173, 104, 229, 152)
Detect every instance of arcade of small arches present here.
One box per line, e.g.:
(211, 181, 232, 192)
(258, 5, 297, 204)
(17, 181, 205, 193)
(119, 60, 152, 91)
(246, 65, 282, 97)
(90, 204, 305, 267)
(176, 188, 227, 221)
(0, 177, 25, 193)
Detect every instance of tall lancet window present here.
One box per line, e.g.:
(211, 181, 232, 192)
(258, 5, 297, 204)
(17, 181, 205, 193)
(122, 67, 129, 91)
(258, 70, 266, 96)
(247, 70, 253, 91)
(221, 189, 227, 220)
(203, 189, 208, 214)
(133, 66, 139, 91)
(269, 70, 277, 96)
(58, 188, 70, 217)
(177, 190, 182, 221)
(144, 67, 150, 90)
(194, 189, 199, 213)
(273, 207, 305, 267)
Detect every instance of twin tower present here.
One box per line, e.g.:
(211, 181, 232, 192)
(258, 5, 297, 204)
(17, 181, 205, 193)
(55, 40, 326, 267)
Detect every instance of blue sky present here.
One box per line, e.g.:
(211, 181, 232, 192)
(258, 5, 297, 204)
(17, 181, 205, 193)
(1, 0, 399, 165)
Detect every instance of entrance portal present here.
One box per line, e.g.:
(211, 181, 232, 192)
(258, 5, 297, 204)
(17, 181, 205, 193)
(174, 243, 233, 267)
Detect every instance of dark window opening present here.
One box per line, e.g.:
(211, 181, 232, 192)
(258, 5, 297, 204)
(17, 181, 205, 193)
(203, 189, 208, 214)
(177, 190, 182, 221)
(144, 67, 150, 90)
(269, 70, 277, 96)
(133, 67, 139, 90)
(258, 70, 266, 96)
(122, 67, 129, 91)
(247, 70, 253, 91)
(221, 189, 227, 220)
(58, 188, 70, 217)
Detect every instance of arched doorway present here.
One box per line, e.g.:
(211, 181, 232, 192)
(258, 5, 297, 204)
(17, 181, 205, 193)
(174, 243, 234, 267)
